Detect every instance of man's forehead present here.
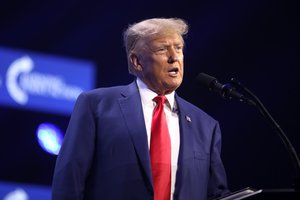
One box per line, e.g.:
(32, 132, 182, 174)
(132, 32, 184, 52)
(144, 33, 183, 44)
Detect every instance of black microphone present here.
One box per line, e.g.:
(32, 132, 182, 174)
(196, 73, 255, 105)
(197, 72, 300, 190)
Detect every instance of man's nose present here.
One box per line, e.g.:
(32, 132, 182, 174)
(167, 56, 178, 63)
(167, 48, 180, 63)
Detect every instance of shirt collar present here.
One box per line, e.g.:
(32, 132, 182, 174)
(136, 78, 176, 110)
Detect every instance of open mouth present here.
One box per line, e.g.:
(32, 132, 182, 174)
(168, 67, 179, 76)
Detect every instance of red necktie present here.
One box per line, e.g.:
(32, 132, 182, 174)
(150, 96, 171, 200)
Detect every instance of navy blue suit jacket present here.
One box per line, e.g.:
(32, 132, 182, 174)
(52, 81, 229, 200)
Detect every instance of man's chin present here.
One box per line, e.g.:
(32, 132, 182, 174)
(164, 83, 182, 93)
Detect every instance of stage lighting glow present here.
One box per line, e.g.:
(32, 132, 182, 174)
(37, 123, 63, 155)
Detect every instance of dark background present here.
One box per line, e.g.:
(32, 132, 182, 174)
(0, 0, 299, 192)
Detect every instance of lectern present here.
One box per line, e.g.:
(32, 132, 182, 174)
(247, 189, 300, 200)
(216, 187, 300, 200)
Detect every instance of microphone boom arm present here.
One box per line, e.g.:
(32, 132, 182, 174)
(230, 78, 300, 190)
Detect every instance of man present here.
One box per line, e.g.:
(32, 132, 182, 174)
(52, 18, 229, 200)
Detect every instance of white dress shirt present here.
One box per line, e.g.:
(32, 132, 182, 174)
(136, 78, 180, 199)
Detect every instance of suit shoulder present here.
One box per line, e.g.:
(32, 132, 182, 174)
(74, 82, 137, 107)
(84, 84, 128, 97)
(79, 81, 136, 100)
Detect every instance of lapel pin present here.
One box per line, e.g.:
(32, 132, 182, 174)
(185, 115, 192, 122)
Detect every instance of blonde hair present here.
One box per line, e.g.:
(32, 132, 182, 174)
(123, 18, 189, 74)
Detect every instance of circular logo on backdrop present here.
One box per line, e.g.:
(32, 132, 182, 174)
(6, 56, 34, 105)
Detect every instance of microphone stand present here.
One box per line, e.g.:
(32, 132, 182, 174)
(230, 78, 300, 191)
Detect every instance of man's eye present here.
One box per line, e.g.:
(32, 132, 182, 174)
(176, 46, 183, 50)
(154, 48, 167, 53)
(157, 48, 166, 51)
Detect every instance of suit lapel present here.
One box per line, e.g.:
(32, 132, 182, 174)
(118, 82, 153, 188)
(174, 95, 195, 197)
(176, 95, 194, 164)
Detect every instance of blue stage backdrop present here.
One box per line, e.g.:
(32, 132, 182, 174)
(0, 181, 51, 200)
(0, 47, 95, 115)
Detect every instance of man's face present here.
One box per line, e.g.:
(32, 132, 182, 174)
(132, 32, 184, 95)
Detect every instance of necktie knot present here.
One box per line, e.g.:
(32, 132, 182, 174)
(153, 95, 167, 105)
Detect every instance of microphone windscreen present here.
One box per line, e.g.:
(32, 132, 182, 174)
(196, 73, 217, 89)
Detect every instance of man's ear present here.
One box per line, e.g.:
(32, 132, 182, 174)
(129, 53, 143, 71)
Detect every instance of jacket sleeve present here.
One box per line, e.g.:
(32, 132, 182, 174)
(207, 122, 230, 199)
(52, 92, 96, 200)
